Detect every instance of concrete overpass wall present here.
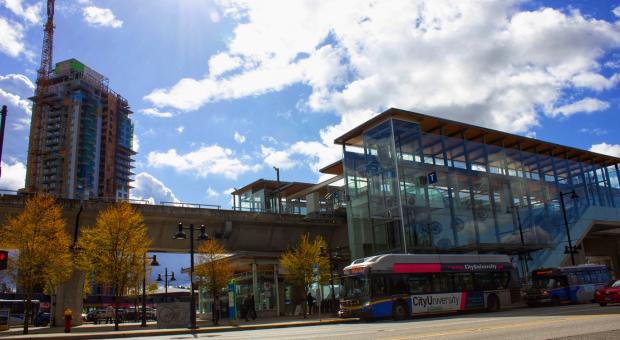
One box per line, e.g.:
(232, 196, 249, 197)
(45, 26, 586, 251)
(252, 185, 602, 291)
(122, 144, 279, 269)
(0, 195, 349, 252)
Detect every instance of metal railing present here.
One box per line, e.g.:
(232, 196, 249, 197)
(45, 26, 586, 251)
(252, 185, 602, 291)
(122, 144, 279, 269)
(160, 201, 221, 210)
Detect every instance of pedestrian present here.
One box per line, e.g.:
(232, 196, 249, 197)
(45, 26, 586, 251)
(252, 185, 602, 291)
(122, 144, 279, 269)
(105, 305, 114, 324)
(243, 295, 251, 321)
(212, 296, 221, 325)
(249, 294, 257, 320)
(306, 292, 315, 316)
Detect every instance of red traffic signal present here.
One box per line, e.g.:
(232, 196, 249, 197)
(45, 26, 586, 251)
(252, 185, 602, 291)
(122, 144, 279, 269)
(0, 250, 7, 270)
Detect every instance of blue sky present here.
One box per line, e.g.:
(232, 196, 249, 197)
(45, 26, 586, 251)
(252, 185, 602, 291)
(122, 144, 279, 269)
(1, 0, 620, 285)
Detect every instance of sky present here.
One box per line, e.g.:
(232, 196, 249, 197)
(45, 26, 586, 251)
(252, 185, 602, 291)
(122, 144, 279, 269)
(1, 0, 620, 285)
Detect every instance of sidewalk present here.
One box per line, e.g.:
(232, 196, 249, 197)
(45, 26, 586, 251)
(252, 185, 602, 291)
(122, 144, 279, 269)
(0, 316, 359, 340)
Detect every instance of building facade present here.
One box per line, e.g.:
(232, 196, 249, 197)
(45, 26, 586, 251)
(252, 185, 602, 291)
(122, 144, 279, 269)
(335, 108, 620, 277)
(25, 59, 134, 199)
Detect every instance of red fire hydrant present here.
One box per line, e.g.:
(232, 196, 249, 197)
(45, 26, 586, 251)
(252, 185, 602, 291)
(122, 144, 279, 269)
(63, 308, 72, 333)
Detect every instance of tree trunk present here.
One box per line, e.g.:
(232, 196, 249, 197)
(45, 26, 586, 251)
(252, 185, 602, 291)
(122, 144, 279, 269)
(114, 293, 120, 331)
(23, 294, 31, 334)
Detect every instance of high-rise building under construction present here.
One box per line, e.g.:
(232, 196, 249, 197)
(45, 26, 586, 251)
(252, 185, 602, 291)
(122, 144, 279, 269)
(25, 59, 134, 200)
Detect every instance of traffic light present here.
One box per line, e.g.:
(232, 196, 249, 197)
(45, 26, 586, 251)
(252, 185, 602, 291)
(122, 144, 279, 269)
(0, 250, 7, 270)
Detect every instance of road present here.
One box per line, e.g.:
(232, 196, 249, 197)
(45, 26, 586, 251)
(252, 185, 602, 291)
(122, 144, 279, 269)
(116, 303, 620, 340)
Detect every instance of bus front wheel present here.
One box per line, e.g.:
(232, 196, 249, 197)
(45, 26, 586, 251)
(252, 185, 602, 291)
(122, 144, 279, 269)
(392, 302, 408, 321)
(486, 294, 500, 312)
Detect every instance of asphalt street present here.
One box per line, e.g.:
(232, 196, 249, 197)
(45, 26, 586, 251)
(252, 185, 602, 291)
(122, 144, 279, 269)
(114, 303, 620, 340)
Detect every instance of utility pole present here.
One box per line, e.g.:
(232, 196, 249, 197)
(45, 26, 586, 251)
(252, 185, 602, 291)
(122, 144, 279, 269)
(273, 166, 281, 213)
(0, 105, 7, 181)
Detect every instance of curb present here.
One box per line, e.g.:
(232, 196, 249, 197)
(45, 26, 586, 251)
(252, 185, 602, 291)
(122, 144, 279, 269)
(1, 318, 359, 340)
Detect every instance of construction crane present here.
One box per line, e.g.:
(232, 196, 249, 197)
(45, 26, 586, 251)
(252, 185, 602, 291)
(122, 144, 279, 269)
(25, 0, 55, 192)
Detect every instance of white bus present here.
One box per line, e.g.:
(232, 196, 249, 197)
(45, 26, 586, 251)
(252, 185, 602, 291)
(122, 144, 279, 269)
(339, 254, 521, 320)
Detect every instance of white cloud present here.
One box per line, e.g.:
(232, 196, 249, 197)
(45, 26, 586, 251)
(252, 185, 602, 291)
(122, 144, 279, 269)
(1, 0, 41, 25)
(233, 131, 246, 144)
(82, 6, 123, 28)
(579, 128, 607, 136)
(590, 143, 620, 157)
(132, 133, 140, 152)
(130, 172, 179, 204)
(551, 98, 610, 117)
(147, 145, 261, 180)
(0, 17, 26, 58)
(143, 1, 620, 178)
(614, 6, 620, 17)
(0, 160, 26, 190)
(206, 187, 219, 198)
(139, 108, 174, 118)
(209, 10, 221, 23)
(176, 125, 185, 134)
(0, 73, 34, 130)
(260, 145, 297, 170)
(146, 1, 620, 130)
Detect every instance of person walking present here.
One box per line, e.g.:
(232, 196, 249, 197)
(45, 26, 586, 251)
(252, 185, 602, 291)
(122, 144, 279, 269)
(243, 295, 251, 321)
(248, 294, 257, 320)
(105, 305, 114, 324)
(306, 292, 315, 317)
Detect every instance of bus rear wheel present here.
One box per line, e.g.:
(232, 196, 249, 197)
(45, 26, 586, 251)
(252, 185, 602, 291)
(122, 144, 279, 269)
(486, 294, 500, 312)
(392, 302, 408, 321)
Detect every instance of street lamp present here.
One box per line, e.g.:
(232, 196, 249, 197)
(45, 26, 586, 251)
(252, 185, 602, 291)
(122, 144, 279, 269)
(560, 190, 580, 266)
(273, 166, 281, 214)
(320, 246, 343, 314)
(173, 222, 209, 329)
(141, 254, 159, 327)
(156, 268, 176, 302)
(506, 205, 529, 282)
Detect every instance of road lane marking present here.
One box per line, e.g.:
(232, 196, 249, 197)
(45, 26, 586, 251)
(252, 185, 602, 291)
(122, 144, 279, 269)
(385, 313, 620, 339)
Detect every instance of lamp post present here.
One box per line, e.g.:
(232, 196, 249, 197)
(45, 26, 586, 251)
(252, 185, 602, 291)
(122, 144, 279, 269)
(507, 205, 529, 282)
(156, 268, 176, 302)
(141, 254, 160, 327)
(320, 246, 342, 314)
(560, 190, 580, 266)
(273, 166, 281, 214)
(173, 222, 208, 329)
(0, 105, 7, 181)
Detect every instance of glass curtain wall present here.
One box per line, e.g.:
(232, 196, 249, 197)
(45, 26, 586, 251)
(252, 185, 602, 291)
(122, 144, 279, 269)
(343, 118, 620, 266)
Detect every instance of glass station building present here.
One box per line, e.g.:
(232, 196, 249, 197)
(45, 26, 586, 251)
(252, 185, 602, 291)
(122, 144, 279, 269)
(335, 108, 620, 277)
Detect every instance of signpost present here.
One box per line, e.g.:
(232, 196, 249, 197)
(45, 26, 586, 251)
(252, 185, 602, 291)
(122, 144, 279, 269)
(313, 263, 322, 321)
(227, 279, 237, 325)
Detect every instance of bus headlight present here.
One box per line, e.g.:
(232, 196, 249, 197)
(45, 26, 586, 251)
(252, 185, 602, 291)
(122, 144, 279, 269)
(542, 291, 549, 296)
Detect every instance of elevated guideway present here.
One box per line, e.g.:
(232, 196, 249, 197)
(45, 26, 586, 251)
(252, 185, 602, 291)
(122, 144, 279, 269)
(0, 195, 348, 252)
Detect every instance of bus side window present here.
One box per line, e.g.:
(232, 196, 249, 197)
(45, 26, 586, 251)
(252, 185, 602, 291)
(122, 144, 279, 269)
(493, 272, 510, 289)
(431, 273, 451, 293)
(408, 274, 433, 294)
(473, 272, 494, 291)
(391, 274, 408, 295)
(453, 273, 474, 292)
(568, 273, 578, 286)
(371, 275, 388, 298)
(581, 272, 591, 284)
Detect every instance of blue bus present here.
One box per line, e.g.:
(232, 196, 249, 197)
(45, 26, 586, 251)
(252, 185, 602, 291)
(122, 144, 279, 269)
(338, 254, 521, 320)
(525, 265, 610, 306)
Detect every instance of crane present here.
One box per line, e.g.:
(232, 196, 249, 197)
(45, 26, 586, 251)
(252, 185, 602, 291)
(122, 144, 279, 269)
(26, 0, 55, 192)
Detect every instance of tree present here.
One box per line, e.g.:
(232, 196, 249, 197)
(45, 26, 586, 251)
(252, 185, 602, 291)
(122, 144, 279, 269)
(76, 202, 150, 331)
(279, 233, 329, 318)
(195, 239, 232, 324)
(0, 194, 73, 334)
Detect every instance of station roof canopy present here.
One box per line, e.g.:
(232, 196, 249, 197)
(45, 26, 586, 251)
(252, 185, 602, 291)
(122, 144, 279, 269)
(334, 108, 620, 167)
(231, 179, 315, 198)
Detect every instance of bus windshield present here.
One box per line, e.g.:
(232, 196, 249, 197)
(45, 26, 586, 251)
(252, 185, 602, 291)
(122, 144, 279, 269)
(532, 276, 566, 289)
(341, 275, 369, 299)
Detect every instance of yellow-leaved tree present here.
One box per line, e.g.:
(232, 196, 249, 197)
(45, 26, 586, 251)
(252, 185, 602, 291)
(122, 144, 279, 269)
(76, 202, 150, 331)
(0, 194, 73, 334)
(195, 239, 232, 323)
(279, 233, 329, 318)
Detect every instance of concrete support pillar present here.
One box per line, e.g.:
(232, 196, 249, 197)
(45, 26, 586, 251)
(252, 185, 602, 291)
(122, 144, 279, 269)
(54, 270, 85, 326)
(273, 264, 280, 317)
(251, 262, 258, 310)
